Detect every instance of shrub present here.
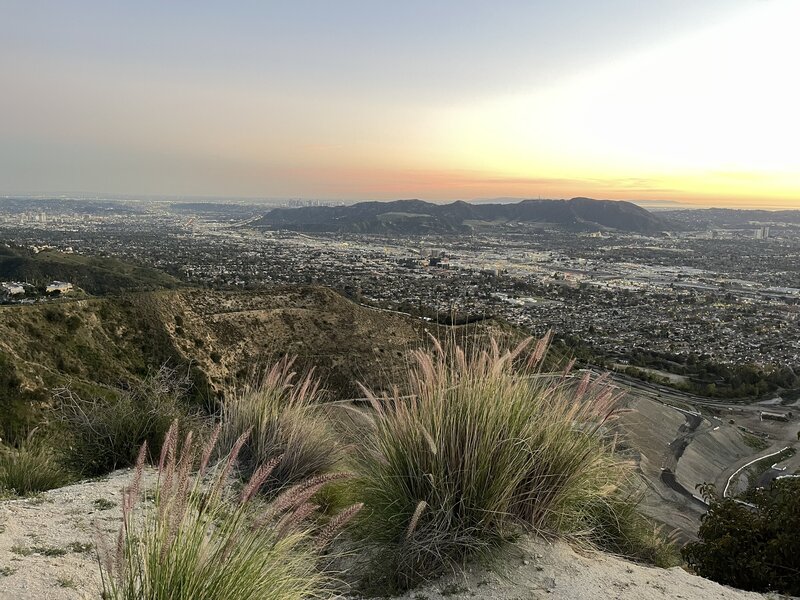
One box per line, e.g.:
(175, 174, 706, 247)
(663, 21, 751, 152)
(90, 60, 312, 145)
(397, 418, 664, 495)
(353, 334, 632, 589)
(578, 490, 681, 567)
(682, 479, 800, 596)
(101, 421, 361, 600)
(219, 358, 341, 495)
(55, 366, 200, 476)
(0, 433, 72, 495)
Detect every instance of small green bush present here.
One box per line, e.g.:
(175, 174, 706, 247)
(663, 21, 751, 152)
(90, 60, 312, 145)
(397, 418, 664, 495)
(682, 479, 800, 596)
(101, 422, 361, 600)
(0, 433, 71, 495)
(220, 358, 341, 495)
(55, 366, 200, 476)
(353, 335, 633, 589)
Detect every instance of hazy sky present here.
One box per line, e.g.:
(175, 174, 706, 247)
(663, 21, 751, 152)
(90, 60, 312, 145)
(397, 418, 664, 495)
(2, 1, 799, 207)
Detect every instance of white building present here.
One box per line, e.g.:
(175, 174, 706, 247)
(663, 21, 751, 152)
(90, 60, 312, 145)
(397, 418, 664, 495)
(1, 282, 25, 296)
(46, 281, 74, 294)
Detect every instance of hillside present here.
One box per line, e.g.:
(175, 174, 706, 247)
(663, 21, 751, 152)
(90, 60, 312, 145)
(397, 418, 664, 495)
(0, 246, 182, 295)
(2, 284, 791, 541)
(253, 197, 668, 234)
(663, 207, 800, 230)
(0, 286, 504, 436)
(0, 470, 771, 600)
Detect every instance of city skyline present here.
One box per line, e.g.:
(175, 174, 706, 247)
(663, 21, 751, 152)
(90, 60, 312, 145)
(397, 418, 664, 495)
(2, 1, 799, 208)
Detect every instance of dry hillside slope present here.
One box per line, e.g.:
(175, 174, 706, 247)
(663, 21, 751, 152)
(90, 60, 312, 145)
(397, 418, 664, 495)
(0, 286, 507, 434)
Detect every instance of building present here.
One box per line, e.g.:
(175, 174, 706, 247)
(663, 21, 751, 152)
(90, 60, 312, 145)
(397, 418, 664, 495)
(759, 411, 790, 423)
(1, 282, 25, 296)
(45, 281, 74, 294)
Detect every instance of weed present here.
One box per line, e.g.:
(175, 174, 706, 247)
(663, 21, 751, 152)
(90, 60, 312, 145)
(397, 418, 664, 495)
(11, 545, 68, 557)
(68, 541, 94, 554)
(55, 365, 202, 477)
(0, 432, 72, 495)
(10, 545, 32, 557)
(100, 421, 361, 600)
(38, 546, 68, 557)
(92, 498, 116, 511)
(578, 491, 681, 567)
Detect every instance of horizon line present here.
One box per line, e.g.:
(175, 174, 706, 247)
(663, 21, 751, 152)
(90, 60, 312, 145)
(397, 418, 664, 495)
(2, 192, 800, 212)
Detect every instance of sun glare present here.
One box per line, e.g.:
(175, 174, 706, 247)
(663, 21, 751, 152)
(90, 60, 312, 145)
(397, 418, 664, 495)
(438, 0, 800, 205)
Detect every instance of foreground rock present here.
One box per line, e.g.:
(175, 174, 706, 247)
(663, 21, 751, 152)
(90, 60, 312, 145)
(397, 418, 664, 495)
(0, 473, 784, 600)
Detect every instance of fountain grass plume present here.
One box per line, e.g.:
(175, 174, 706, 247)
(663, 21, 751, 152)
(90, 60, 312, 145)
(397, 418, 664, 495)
(219, 357, 341, 495)
(102, 419, 360, 600)
(352, 333, 636, 588)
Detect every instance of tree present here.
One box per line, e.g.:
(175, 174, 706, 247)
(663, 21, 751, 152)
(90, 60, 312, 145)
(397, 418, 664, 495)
(682, 479, 800, 595)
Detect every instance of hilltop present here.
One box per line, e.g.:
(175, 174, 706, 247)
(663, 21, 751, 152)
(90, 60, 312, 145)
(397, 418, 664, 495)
(253, 197, 669, 234)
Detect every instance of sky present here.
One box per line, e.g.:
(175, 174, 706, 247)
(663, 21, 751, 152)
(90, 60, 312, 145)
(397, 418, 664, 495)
(1, 1, 799, 208)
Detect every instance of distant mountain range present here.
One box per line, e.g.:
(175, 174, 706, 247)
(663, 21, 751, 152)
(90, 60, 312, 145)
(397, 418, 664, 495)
(252, 197, 668, 234)
(665, 207, 800, 229)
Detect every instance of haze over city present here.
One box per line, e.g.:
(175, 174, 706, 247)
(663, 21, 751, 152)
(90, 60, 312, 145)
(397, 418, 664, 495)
(2, 0, 799, 207)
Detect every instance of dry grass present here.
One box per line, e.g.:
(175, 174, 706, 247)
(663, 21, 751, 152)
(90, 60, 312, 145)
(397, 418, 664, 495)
(353, 333, 637, 589)
(101, 420, 361, 600)
(219, 357, 341, 495)
(55, 366, 201, 476)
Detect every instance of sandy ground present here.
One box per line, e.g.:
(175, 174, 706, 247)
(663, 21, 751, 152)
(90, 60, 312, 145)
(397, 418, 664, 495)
(1, 471, 789, 600)
(0, 470, 137, 599)
(378, 538, 783, 600)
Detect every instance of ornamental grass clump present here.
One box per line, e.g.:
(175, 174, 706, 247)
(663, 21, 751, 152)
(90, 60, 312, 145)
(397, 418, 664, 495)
(102, 420, 361, 600)
(0, 432, 71, 496)
(219, 357, 341, 495)
(354, 334, 632, 588)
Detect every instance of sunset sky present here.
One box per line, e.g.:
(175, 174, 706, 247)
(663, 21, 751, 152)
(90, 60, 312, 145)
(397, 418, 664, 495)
(2, 1, 799, 208)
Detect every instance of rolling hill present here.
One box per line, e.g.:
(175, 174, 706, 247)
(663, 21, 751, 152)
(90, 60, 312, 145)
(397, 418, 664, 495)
(252, 197, 669, 234)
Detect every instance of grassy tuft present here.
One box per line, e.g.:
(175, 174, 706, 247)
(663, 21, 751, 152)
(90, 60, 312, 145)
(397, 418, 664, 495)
(0, 433, 72, 496)
(577, 490, 681, 567)
(55, 365, 201, 477)
(353, 334, 637, 588)
(219, 357, 341, 495)
(101, 420, 361, 600)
